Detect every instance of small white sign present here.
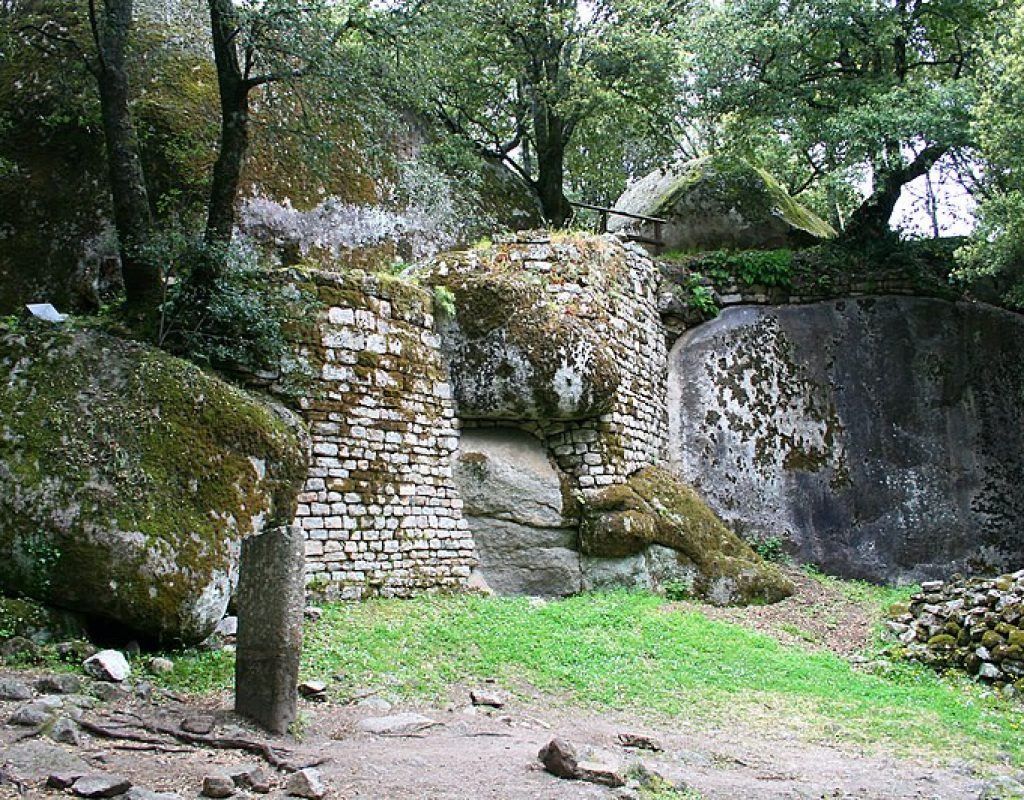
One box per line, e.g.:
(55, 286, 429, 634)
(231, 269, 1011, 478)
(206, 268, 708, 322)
(25, 303, 68, 322)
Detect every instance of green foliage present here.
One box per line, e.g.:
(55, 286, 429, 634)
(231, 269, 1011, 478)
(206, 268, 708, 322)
(432, 285, 457, 318)
(662, 580, 692, 602)
(156, 236, 319, 376)
(686, 0, 1002, 232)
(681, 274, 719, 318)
(679, 249, 793, 289)
(155, 592, 1022, 762)
(396, 0, 682, 217)
(745, 533, 789, 564)
(955, 4, 1024, 307)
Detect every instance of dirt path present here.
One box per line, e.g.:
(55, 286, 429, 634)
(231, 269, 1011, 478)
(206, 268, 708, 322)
(0, 574, 1012, 799)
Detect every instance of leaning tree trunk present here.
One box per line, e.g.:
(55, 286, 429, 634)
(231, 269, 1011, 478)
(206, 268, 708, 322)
(202, 0, 251, 283)
(844, 144, 948, 241)
(91, 0, 161, 310)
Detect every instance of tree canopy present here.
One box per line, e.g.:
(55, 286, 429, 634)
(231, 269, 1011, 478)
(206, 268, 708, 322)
(685, 0, 1006, 237)
(395, 0, 684, 226)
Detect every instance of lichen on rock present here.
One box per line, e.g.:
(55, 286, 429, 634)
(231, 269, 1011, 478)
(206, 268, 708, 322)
(579, 466, 794, 605)
(0, 322, 308, 644)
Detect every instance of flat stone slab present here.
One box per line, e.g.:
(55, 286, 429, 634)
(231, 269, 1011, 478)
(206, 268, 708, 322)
(0, 677, 32, 700)
(1, 741, 91, 782)
(72, 774, 132, 798)
(356, 713, 440, 735)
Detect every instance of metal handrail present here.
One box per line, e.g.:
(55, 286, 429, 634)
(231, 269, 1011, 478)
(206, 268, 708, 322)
(569, 201, 668, 252)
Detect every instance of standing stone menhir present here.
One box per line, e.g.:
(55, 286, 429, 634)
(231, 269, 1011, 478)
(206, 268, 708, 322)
(234, 525, 305, 734)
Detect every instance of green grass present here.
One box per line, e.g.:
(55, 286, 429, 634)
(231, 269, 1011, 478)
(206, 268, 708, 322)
(151, 591, 1022, 765)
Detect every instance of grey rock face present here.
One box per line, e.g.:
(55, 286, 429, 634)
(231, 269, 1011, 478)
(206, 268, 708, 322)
(285, 768, 326, 799)
(538, 737, 578, 779)
(668, 298, 1024, 583)
(1, 741, 91, 782)
(454, 429, 582, 596)
(0, 677, 32, 700)
(71, 774, 132, 798)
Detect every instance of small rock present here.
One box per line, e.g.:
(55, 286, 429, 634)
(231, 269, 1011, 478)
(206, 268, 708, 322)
(36, 674, 83, 695)
(2, 741, 92, 782)
(576, 761, 626, 788)
(48, 716, 83, 746)
(304, 607, 324, 622)
(47, 771, 88, 790)
(201, 773, 235, 798)
(181, 714, 216, 735)
(920, 580, 944, 593)
(980, 775, 1024, 799)
(285, 767, 326, 799)
(469, 689, 504, 708)
(83, 650, 131, 683)
(91, 683, 130, 703)
(134, 681, 153, 701)
(71, 774, 132, 798)
(8, 701, 57, 727)
(1, 636, 39, 663)
(0, 677, 33, 700)
(215, 617, 238, 639)
(230, 765, 272, 793)
(538, 737, 578, 779)
(357, 712, 440, 735)
(298, 680, 328, 700)
(148, 657, 174, 675)
(616, 732, 663, 752)
(979, 662, 1003, 680)
(56, 641, 98, 662)
(356, 696, 392, 713)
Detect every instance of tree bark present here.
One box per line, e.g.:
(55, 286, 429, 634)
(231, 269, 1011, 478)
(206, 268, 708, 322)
(203, 0, 251, 273)
(91, 0, 161, 310)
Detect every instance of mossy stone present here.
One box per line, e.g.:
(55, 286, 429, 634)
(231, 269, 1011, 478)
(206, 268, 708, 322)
(982, 630, 1006, 650)
(0, 324, 307, 644)
(927, 634, 957, 650)
(580, 466, 793, 606)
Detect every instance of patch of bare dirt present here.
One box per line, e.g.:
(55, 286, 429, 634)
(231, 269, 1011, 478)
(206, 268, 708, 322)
(686, 566, 878, 657)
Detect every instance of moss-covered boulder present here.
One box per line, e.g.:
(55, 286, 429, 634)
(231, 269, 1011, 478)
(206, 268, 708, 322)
(579, 466, 793, 605)
(425, 255, 621, 421)
(0, 323, 307, 644)
(610, 156, 836, 252)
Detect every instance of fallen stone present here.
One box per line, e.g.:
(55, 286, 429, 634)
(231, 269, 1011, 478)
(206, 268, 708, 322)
(148, 657, 174, 675)
(134, 681, 153, 701)
(91, 683, 130, 703)
(979, 662, 1003, 680)
(0, 637, 38, 663)
(576, 761, 626, 788)
(47, 770, 88, 790)
(0, 677, 32, 700)
(469, 689, 504, 708)
(36, 674, 83, 695)
(1, 741, 91, 782)
(538, 737, 578, 779)
(48, 716, 83, 746)
(83, 650, 131, 683)
(71, 774, 132, 798)
(298, 680, 328, 699)
(8, 701, 57, 727)
(616, 732, 663, 752)
(181, 714, 216, 735)
(230, 765, 271, 793)
(215, 616, 238, 639)
(304, 607, 324, 622)
(356, 696, 392, 713)
(357, 713, 440, 735)
(285, 767, 326, 799)
(201, 773, 235, 798)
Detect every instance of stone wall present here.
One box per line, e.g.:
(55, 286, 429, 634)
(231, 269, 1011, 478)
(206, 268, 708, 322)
(279, 269, 475, 599)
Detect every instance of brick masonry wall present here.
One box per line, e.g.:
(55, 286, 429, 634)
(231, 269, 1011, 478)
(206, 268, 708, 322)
(278, 269, 475, 599)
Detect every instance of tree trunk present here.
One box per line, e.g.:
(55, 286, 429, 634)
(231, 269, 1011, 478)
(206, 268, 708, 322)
(92, 0, 161, 310)
(203, 0, 250, 278)
(533, 107, 571, 228)
(844, 144, 948, 240)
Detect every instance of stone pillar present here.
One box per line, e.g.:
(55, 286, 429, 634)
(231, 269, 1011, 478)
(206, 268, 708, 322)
(234, 525, 304, 734)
